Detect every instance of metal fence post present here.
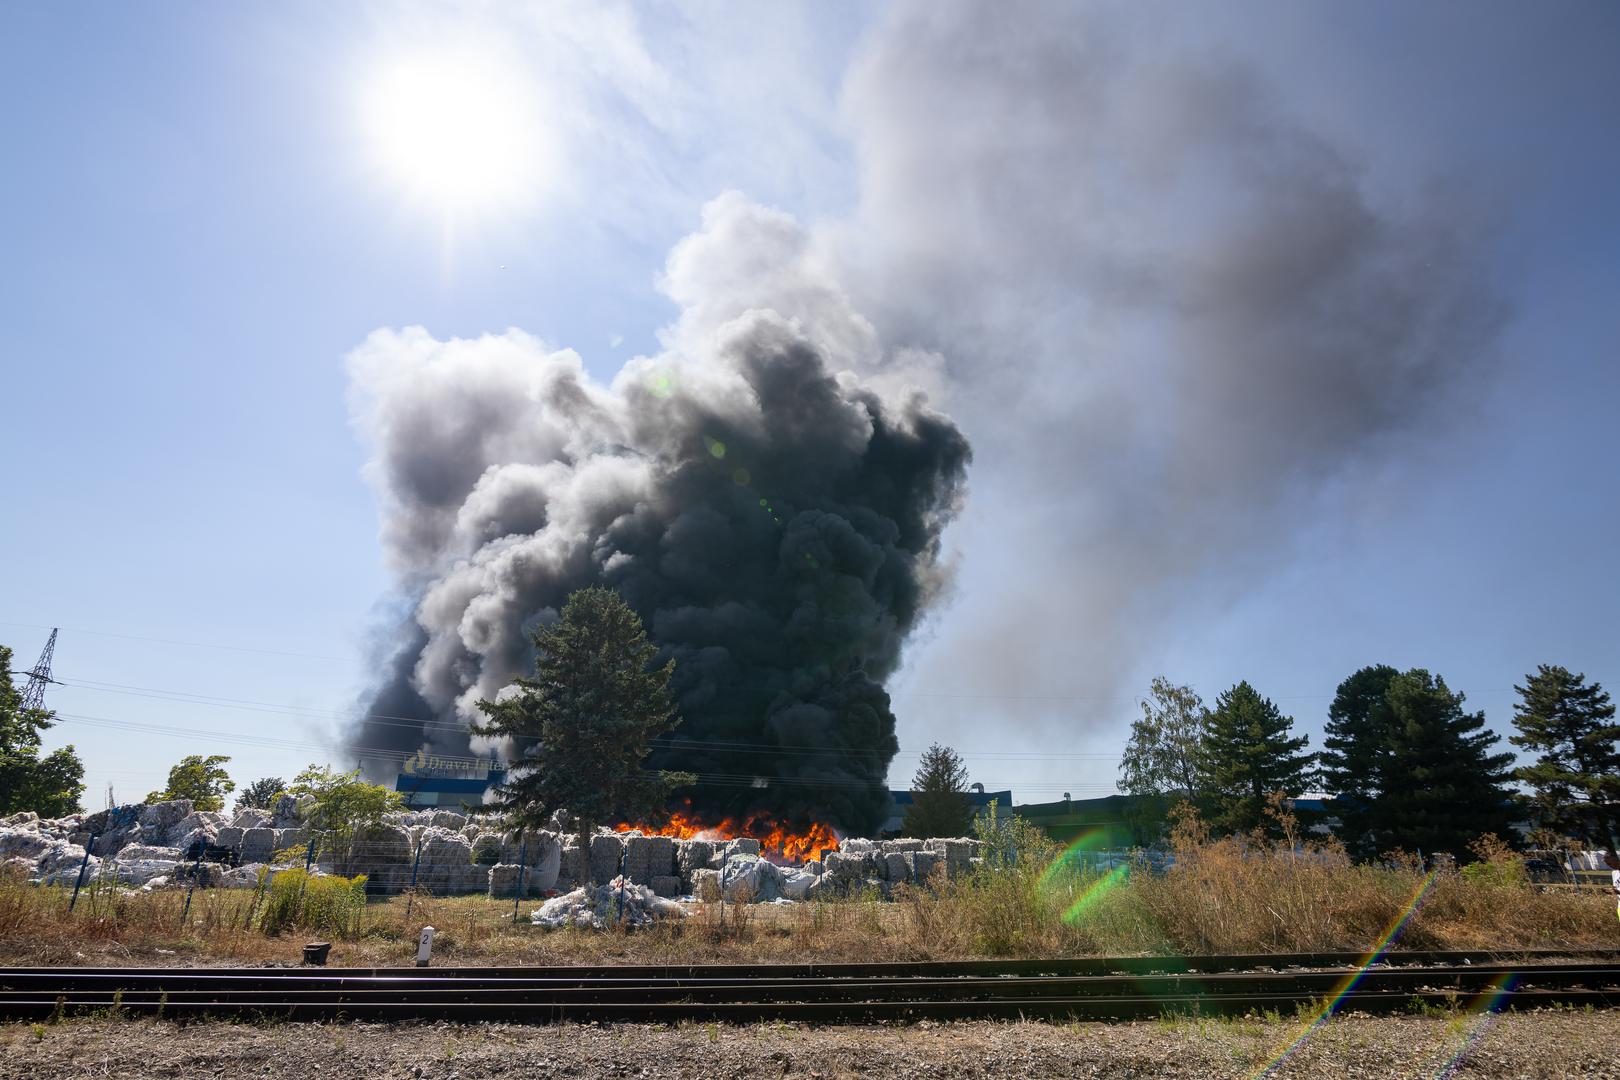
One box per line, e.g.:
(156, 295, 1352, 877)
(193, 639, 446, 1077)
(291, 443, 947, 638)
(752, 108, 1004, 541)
(717, 848, 729, 925)
(405, 835, 424, 919)
(179, 845, 205, 927)
(616, 843, 628, 925)
(513, 839, 528, 921)
(68, 833, 96, 913)
(304, 836, 316, 872)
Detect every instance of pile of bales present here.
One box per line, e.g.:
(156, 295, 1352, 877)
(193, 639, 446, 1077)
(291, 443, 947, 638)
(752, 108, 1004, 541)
(0, 803, 986, 904)
(0, 798, 312, 891)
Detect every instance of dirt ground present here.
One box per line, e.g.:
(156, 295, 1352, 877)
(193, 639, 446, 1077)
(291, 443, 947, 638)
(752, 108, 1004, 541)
(2, 1010, 1617, 1079)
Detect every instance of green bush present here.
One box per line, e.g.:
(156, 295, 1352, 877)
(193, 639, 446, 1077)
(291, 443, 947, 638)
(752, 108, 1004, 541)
(255, 869, 368, 939)
(1460, 833, 1528, 889)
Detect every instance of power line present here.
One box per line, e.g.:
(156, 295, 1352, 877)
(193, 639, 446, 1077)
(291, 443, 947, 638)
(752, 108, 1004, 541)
(0, 620, 349, 663)
(52, 675, 1125, 759)
(10, 622, 1536, 712)
(47, 711, 1130, 795)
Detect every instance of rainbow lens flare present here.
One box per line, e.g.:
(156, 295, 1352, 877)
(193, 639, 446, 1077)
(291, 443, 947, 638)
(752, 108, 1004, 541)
(1036, 827, 1134, 927)
(1429, 971, 1518, 1079)
(1062, 863, 1130, 924)
(1251, 869, 1440, 1077)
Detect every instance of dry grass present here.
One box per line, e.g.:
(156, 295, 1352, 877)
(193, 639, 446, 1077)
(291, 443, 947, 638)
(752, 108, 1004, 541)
(2, 808, 1616, 969)
(1092, 801, 1620, 956)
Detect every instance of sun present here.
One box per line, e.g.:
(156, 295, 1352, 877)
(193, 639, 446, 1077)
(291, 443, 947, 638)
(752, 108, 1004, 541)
(360, 49, 549, 215)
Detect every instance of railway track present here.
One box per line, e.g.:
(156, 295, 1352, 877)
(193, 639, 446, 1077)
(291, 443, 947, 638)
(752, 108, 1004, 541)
(3, 950, 1618, 1023)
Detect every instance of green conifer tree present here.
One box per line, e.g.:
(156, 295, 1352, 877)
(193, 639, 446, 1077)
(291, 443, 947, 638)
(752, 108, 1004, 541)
(235, 776, 287, 811)
(1318, 665, 1400, 859)
(1197, 681, 1314, 836)
(902, 743, 973, 838)
(1372, 669, 1517, 857)
(473, 587, 694, 885)
(1510, 664, 1619, 847)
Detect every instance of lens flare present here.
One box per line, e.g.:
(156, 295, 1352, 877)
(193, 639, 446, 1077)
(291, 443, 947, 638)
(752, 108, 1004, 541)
(1038, 827, 1132, 925)
(1062, 863, 1130, 923)
(1429, 972, 1518, 1079)
(1252, 869, 1439, 1078)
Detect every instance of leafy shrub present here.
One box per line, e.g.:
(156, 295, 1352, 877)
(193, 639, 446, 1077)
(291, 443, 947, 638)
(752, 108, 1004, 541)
(1459, 833, 1528, 888)
(256, 869, 368, 938)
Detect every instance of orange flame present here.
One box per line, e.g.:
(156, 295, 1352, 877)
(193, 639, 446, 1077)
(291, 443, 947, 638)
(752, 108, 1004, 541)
(614, 801, 840, 863)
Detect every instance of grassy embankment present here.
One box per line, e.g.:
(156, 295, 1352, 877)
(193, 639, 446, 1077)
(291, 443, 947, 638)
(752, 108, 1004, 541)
(2, 806, 1614, 968)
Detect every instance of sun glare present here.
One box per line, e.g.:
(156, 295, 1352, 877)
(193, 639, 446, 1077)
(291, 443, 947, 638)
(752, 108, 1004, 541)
(361, 50, 548, 215)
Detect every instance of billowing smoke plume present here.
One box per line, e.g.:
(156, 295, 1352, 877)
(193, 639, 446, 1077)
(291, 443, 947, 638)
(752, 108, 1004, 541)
(347, 0, 1513, 807)
(347, 246, 969, 834)
(822, 3, 1507, 756)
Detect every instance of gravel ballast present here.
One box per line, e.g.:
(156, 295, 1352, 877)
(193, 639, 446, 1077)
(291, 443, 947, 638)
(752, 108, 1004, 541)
(3, 1012, 1619, 1079)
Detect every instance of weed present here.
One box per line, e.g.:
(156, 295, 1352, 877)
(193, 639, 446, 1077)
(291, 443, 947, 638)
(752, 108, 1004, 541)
(257, 870, 367, 938)
(1409, 994, 1460, 1018)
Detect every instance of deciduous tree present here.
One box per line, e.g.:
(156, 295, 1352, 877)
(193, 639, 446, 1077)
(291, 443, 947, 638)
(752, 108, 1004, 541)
(0, 646, 85, 817)
(473, 587, 693, 884)
(286, 764, 402, 877)
(146, 754, 234, 812)
(1118, 676, 1206, 801)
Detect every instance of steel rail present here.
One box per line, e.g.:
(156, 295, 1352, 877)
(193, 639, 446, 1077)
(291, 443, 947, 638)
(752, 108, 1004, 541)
(1, 960, 1617, 1023)
(3, 948, 1615, 983)
(0, 987, 1615, 1023)
(2, 963, 1613, 1001)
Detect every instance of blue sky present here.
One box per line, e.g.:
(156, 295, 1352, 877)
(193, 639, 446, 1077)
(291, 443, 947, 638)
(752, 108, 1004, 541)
(2, 2, 1615, 811)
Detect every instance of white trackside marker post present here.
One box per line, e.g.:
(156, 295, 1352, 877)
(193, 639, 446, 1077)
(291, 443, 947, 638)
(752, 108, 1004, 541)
(417, 925, 435, 967)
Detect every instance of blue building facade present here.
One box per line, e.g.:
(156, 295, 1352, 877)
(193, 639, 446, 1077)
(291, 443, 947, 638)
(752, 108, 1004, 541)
(393, 751, 505, 810)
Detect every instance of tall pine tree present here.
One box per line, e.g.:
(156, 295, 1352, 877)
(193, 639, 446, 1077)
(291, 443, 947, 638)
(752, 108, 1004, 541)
(1510, 664, 1619, 847)
(1318, 665, 1400, 859)
(473, 587, 694, 884)
(1372, 669, 1517, 857)
(1197, 681, 1315, 836)
(902, 743, 973, 838)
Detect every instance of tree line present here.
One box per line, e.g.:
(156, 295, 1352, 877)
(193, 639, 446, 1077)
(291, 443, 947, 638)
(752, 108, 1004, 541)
(1118, 664, 1617, 859)
(7, 610, 1615, 867)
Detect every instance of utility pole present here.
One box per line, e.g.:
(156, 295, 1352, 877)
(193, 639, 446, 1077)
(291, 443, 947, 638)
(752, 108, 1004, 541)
(18, 628, 59, 713)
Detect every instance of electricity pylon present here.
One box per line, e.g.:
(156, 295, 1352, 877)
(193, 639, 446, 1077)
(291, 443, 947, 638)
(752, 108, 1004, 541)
(18, 627, 59, 713)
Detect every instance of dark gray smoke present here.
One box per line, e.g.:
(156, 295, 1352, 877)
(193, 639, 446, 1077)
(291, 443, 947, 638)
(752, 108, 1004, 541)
(347, 279, 969, 834)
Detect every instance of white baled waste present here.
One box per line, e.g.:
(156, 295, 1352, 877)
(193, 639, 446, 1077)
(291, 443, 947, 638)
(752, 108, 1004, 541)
(531, 877, 687, 929)
(721, 853, 782, 902)
(3, 798, 995, 904)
